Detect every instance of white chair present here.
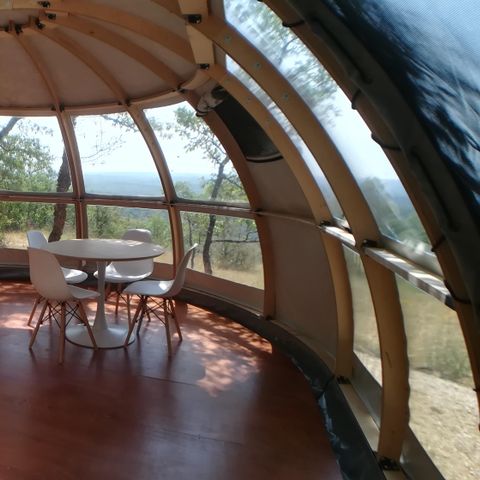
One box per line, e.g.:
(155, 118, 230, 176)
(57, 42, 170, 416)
(95, 228, 154, 321)
(28, 247, 98, 364)
(26, 230, 88, 327)
(123, 244, 198, 356)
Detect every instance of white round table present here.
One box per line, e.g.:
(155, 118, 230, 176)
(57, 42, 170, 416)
(45, 238, 165, 349)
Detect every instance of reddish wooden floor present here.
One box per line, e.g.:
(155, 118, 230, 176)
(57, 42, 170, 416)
(0, 280, 342, 480)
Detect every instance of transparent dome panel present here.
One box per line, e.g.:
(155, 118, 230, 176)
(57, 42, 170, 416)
(225, 0, 430, 253)
(87, 205, 172, 263)
(181, 211, 263, 289)
(0, 201, 76, 248)
(224, 0, 338, 125)
(74, 113, 164, 197)
(145, 103, 248, 205)
(325, 92, 432, 253)
(225, 57, 344, 220)
(343, 246, 382, 385)
(0, 116, 71, 194)
(397, 275, 479, 480)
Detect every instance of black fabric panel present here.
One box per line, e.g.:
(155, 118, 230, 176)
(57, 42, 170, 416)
(214, 95, 281, 161)
(290, 0, 480, 223)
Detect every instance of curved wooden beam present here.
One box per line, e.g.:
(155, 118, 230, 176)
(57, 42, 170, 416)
(149, 11, 380, 244)
(9, 25, 84, 203)
(37, 0, 194, 62)
(29, 22, 128, 105)
(265, 0, 480, 425)
(40, 13, 182, 90)
(10, 23, 60, 110)
(207, 64, 353, 374)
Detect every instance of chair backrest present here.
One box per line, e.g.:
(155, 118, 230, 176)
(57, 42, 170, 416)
(28, 248, 72, 301)
(111, 228, 154, 276)
(27, 230, 48, 249)
(166, 244, 198, 298)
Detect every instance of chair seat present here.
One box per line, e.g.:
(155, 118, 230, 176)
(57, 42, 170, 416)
(68, 285, 100, 301)
(61, 267, 88, 284)
(123, 279, 174, 297)
(94, 264, 151, 283)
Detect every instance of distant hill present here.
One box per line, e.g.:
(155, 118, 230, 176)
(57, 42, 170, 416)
(83, 171, 206, 196)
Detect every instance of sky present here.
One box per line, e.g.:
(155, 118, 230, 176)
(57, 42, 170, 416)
(3, 92, 398, 182)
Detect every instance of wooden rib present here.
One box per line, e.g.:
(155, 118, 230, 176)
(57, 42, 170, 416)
(177, 0, 208, 16)
(174, 15, 380, 243)
(9, 22, 60, 110)
(150, 0, 181, 16)
(55, 113, 84, 198)
(37, 0, 194, 62)
(8, 24, 86, 214)
(266, 0, 480, 423)
(182, 90, 274, 316)
(207, 64, 331, 223)
(40, 13, 182, 89)
(177, 1, 214, 65)
(30, 23, 128, 105)
(192, 12, 411, 458)
(126, 107, 176, 201)
(362, 255, 409, 460)
(206, 65, 353, 347)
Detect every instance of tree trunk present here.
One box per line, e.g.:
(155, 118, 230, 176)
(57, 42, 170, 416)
(0, 117, 20, 142)
(202, 158, 228, 274)
(48, 149, 72, 241)
(186, 215, 196, 268)
(202, 214, 216, 275)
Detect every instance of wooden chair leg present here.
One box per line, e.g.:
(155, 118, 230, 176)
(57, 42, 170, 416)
(136, 296, 148, 336)
(29, 300, 48, 348)
(124, 297, 143, 346)
(77, 301, 97, 349)
(115, 284, 122, 315)
(58, 302, 66, 364)
(169, 298, 182, 341)
(27, 295, 42, 327)
(163, 299, 172, 357)
(126, 294, 131, 326)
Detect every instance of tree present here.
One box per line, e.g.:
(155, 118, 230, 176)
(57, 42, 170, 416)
(0, 117, 58, 244)
(162, 106, 250, 274)
(49, 112, 138, 241)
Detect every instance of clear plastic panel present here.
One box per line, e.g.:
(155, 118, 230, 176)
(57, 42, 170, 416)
(226, 57, 344, 219)
(0, 202, 76, 248)
(87, 205, 172, 263)
(224, 0, 431, 252)
(145, 102, 248, 205)
(396, 275, 479, 480)
(180, 211, 263, 288)
(0, 116, 71, 193)
(343, 246, 382, 384)
(74, 113, 163, 197)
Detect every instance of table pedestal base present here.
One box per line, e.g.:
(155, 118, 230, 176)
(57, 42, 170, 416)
(66, 324, 135, 349)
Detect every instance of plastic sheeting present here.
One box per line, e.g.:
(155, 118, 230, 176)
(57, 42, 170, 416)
(294, 0, 480, 222)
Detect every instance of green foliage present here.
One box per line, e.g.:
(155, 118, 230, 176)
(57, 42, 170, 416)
(86, 205, 172, 247)
(0, 119, 56, 193)
(0, 118, 58, 240)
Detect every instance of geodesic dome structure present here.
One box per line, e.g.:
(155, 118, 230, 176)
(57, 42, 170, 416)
(0, 1, 479, 479)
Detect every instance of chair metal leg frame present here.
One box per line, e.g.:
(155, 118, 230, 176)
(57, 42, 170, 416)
(29, 299, 98, 363)
(124, 296, 182, 356)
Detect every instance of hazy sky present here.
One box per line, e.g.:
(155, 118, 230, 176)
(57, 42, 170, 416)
(4, 93, 397, 181)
